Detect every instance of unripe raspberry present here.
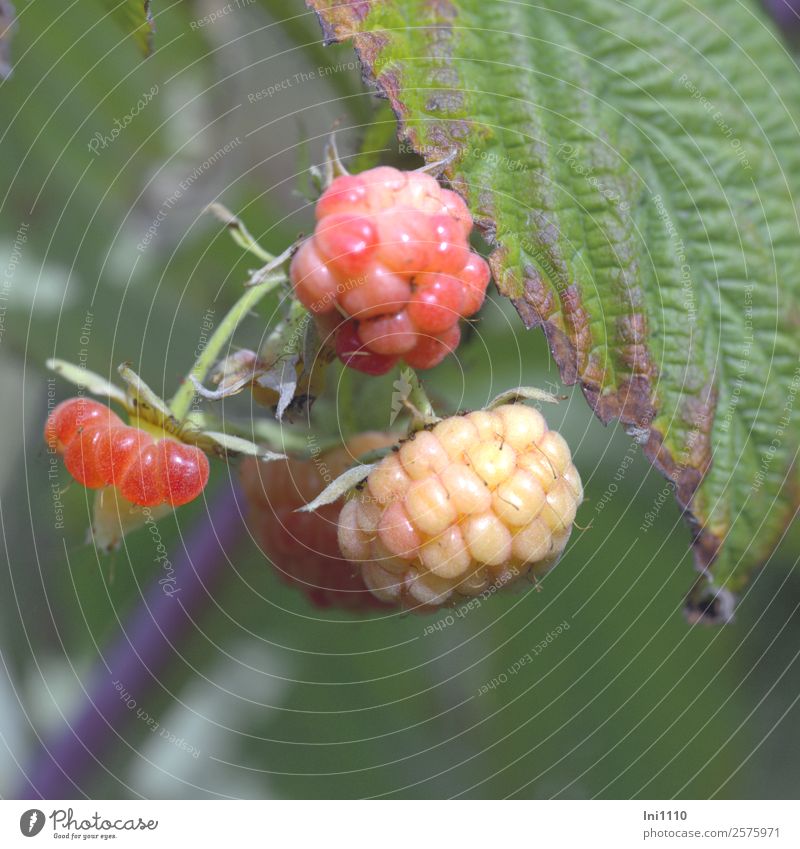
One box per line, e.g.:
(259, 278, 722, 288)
(337, 404, 582, 610)
(241, 432, 398, 610)
(291, 165, 491, 372)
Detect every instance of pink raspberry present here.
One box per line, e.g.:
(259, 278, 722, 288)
(337, 405, 583, 610)
(291, 166, 491, 371)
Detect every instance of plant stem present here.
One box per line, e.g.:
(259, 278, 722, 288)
(170, 274, 285, 421)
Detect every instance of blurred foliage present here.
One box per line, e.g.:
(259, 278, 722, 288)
(0, 0, 798, 800)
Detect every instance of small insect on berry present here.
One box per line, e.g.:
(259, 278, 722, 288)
(45, 397, 210, 507)
(291, 165, 491, 373)
(337, 404, 583, 611)
(241, 432, 399, 610)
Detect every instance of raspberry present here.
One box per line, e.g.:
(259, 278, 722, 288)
(314, 213, 378, 279)
(240, 432, 398, 610)
(45, 397, 209, 507)
(337, 404, 583, 610)
(401, 324, 461, 370)
(291, 165, 491, 372)
(334, 319, 398, 375)
(407, 273, 464, 334)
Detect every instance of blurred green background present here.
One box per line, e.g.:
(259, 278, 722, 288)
(1, 0, 799, 800)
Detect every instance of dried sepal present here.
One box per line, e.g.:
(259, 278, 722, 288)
(205, 202, 273, 263)
(487, 386, 564, 409)
(90, 487, 173, 553)
(298, 463, 377, 513)
(118, 363, 175, 425)
(46, 358, 128, 406)
(187, 428, 285, 462)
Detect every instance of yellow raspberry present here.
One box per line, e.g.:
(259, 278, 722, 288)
(337, 404, 583, 610)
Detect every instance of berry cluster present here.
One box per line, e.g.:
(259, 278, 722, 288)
(337, 405, 582, 610)
(45, 398, 209, 507)
(290, 166, 491, 374)
(241, 432, 398, 610)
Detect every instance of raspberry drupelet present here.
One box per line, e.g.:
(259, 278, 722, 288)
(241, 431, 399, 610)
(290, 166, 491, 374)
(45, 397, 209, 507)
(337, 405, 583, 610)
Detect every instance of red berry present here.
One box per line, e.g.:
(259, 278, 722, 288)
(45, 397, 210, 507)
(290, 240, 339, 314)
(440, 189, 473, 237)
(291, 165, 492, 372)
(159, 441, 211, 507)
(313, 213, 378, 279)
(403, 324, 461, 369)
(362, 166, 410, 208)
(428, 215, 470, 274)
(117, 437, 210, 507)
(240, 432, 399, 611)
(357, 309, 418, 356)
(407, 273, 464, 334)
(374, 207, 436, 274)
(45, 398, 118, 452)
(63, 420, 126, 488)
(315, 174, 369, 219)
(335, 320, 398, 375)
(93, 425, 147, 487)
(459, 255, 491, 316)
(338, 264, 410, 319)
(397, 170, 443, 211)
(119, 441, 162, 506)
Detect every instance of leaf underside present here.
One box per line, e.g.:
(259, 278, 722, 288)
(307, 0, 800, 600)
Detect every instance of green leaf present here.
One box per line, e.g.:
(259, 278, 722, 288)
(308, 0, 800, 599)
(101, 0, 154, 56)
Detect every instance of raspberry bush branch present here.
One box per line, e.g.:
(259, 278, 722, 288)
(44, 254, 292, 550)
(307, 0, 800, 612)
(46, 150, 585, 615)
(169, 269, 286, 422)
